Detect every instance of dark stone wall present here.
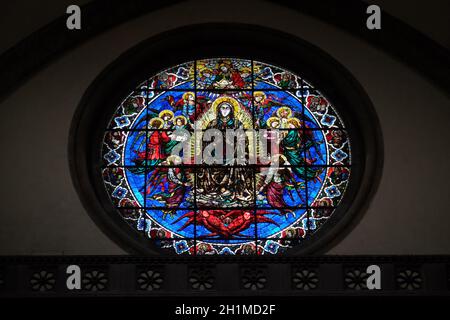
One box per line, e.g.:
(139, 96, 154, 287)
(0, 0, 449, 254)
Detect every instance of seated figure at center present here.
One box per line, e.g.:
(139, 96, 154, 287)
(196, 97, 254, 206)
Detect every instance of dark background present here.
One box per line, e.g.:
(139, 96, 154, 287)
(0, 0, 449, 255)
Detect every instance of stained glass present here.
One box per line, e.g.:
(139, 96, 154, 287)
(101, 58, 351, 255)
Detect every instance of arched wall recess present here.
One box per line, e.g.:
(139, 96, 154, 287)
(1, 0, 449, 102)
(69, 24, 383, 255)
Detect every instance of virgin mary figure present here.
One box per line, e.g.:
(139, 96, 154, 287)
(196, 97, 254, 206)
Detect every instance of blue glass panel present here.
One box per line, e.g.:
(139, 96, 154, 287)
(101, 58, 351, 255)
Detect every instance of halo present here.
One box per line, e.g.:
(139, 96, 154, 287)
(287, 117, 301, 128)
(159, 109, 174, 119)
(253, 91, 267, 100)
(211, 96, 240, 116)
(267, 116, 281, 128)
(149, 117, 164, 129)
(166, 155, 182, 165)
(276, 106, 292, 118)
(182, 92, 195, 100)
(174, 115, 187, 125)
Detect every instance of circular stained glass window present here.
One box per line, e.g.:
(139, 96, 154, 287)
(101, 58, 351, 255)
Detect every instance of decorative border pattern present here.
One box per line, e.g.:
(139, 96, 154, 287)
(0, 256, 449, 296)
